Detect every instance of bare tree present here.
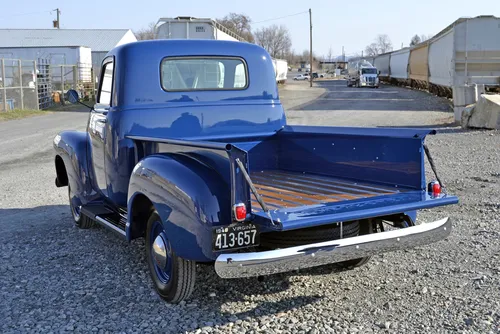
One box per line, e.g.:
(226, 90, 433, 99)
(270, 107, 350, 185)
(410, 34, 421, 46)
(217, 13, 254, 42)
(254, 24, 292, 59)
(326, 47, 333, 62)
(420, 34, 432, 42)
(134, 22, 156, 40)
(410, 34, 432, 46)
(364, 34, 393, 56)
(285, 49, 296, 64)
(376, 34, 393, 54)
(364, 43, 379, 57)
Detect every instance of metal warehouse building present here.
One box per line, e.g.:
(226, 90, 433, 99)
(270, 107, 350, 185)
(0, 28, 137, 69)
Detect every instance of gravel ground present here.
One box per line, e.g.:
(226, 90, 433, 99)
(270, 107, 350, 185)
(0, 82, 499, 333)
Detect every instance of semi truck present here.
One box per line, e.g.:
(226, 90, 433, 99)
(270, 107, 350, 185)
(347, 59, 380, 88)
(154, 16, 245, 42)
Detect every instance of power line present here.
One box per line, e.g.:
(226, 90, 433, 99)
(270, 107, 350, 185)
(253, 11, 309, 24)
(0, 10, 51, 20)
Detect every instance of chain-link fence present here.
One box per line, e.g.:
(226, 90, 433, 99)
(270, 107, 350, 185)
(48, 63, 95, 105)
(0, 58, 39, 111)
(1, 57, 96, 111)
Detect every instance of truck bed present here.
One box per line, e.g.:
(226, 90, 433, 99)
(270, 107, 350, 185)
(250, 170, 404, 211)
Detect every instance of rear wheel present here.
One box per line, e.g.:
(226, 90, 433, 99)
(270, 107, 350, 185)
(336, 219, 373, 269)
(145, 211, 196, 303)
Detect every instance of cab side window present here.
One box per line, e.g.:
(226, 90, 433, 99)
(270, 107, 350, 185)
(98, 61, 114, 105)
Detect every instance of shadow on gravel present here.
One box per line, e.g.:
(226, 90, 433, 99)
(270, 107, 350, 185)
(0, 205, 70, 231)
(0, 205, 340, 329)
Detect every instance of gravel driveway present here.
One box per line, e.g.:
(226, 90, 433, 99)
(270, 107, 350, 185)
(0, 82, 499, 333)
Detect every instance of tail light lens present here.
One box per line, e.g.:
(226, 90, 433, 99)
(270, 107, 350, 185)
(428, 181, 441, 197)
(233, 203, 247, 222)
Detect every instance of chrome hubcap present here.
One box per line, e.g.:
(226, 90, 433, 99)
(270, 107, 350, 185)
(152, 235, 167, 268)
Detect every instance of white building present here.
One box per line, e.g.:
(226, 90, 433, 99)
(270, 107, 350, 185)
(0, 28, 137, 70)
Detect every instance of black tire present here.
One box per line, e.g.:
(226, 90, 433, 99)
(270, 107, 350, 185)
(336, 219, 373, 269)
(336, 256, 372, 269)
(68, 185, 95, 229)
(145, 211, 196, 303)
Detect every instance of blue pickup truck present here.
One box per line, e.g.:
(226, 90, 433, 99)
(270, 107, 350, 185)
(53, 39, 458, 303)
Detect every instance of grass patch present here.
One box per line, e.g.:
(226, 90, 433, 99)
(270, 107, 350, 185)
(0, 109, 51, 122)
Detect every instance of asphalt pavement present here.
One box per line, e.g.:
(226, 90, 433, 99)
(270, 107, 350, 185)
(285, 79, 454, 127)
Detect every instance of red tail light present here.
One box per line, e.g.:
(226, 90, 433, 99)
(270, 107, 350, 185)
(233, 203, 247, 222)
(428, 181, 441, 197)
(433, 182, 441, 196)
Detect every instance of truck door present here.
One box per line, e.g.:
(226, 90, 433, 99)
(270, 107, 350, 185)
(88, 58, 113, 197)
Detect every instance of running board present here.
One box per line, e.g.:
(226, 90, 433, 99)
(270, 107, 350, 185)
(81, 204, 127, 237)
(95, 216, 126, 237)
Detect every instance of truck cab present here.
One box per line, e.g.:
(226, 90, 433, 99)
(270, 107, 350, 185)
(53, 40, 457, 303)
(358, 66, 380, 87)
(347, 60, 380, 88)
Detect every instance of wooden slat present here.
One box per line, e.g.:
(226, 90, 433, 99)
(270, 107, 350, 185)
(249, 170, 401, 211)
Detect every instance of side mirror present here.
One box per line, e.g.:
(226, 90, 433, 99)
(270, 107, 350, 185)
(378, 71, 381, 75)
(67, 89, 79, 104)
(66, 89, 93, 110)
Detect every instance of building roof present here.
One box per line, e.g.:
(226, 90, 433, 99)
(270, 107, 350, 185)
(0, 29, 136, 52)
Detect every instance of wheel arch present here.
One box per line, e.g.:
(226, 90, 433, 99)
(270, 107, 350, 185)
(55, 155, 68, 187)
(53, 130, 96, 205)
(127, 192, 155, 240)
(127, 154, 231, 262)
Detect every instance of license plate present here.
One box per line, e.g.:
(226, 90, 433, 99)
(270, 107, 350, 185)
(212, 223, 260, 251)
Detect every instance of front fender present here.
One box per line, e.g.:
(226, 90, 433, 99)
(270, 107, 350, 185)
(127, 153, 231, 262)
(53, 131, 97, 204)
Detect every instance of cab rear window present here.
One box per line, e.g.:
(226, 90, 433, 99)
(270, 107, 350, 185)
(161, 57, 248, 91)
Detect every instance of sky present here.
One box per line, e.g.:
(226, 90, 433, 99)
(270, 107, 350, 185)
(1, 0, 499, 58)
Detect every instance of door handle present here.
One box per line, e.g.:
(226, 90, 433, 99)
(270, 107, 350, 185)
(97, 118, 107, 123)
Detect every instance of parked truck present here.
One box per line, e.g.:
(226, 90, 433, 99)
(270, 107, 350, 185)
(154, 16, 245, 42)
(272, 58, 288, 84)
(54, 39, 458, 303)
(154, 17, 288, 84)
(347, 59, 380, 88)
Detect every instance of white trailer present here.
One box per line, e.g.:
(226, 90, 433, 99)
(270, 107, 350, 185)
(155, 16, 245, 41)
(273, 58, 288, 84)
(389, 48, 410, 85)
(0, 46, 92, 82)
(429, 15, 500, 89)
(373, 53, 391, 80)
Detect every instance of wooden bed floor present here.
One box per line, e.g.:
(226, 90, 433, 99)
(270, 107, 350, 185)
(249, 170, 404, 211)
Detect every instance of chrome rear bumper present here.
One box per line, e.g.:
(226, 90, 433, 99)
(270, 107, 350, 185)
(215, 217, 451, 278)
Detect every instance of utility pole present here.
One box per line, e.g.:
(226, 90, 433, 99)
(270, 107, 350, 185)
(53, 8, 60, 29)
(309, 8, 313, 87)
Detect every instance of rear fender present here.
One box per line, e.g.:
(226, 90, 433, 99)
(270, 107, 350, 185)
(53, 131, 97, 204)
(127, 153, 231, 262)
